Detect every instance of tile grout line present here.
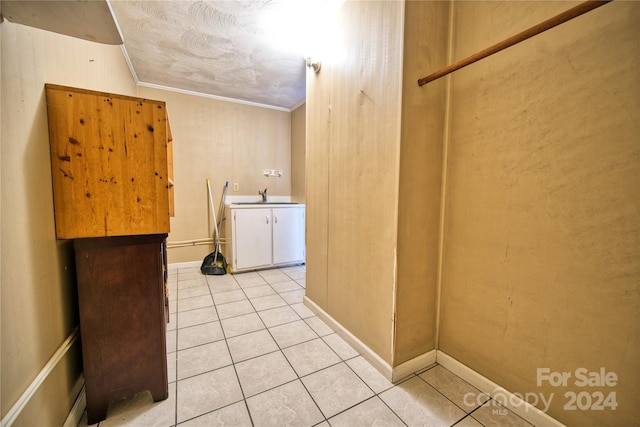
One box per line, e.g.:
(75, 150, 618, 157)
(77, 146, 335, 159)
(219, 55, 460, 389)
(264, 270, 377, 426)
(172, 269, 180, 427)
(235, 267, 334, 425)
(176, 271, 253, 425)
(176, 266, 483, 427)
(230, 268, 304, 424)
(179, 268, 354, 425)
(417, 366, 495, 420)
(212, 272, 258, 427)
(176, 267, 349, 418)
(246, 271, 326, 422)
(413, 374, 479, 425)
(333, 356, 406, 426)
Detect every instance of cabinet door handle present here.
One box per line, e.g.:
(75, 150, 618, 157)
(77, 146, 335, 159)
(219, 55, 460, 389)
(266, 216, 269, 224)
(274, 216, 278, 224)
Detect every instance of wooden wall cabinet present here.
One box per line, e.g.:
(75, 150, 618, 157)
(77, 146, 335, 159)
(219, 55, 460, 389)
(45, 84, 172, 238)
(167, 121, 175, 217)
(45, 84, 173, 423)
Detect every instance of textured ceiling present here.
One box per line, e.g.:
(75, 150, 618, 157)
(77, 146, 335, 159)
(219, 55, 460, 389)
(109, 1, 308, 110)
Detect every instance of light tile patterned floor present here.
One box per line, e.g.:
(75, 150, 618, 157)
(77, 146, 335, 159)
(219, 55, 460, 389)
(80, 265, 534, 427)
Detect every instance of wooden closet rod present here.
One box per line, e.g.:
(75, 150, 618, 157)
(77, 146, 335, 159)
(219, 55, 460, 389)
(417, 0, 613, 86)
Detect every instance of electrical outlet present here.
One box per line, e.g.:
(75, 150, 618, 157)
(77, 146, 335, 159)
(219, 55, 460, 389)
(233, 183, 239, 192)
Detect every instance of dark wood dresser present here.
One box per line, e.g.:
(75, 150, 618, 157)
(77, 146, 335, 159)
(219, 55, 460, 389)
(45, 84, 174, 423)
(74, 234, 169, 424)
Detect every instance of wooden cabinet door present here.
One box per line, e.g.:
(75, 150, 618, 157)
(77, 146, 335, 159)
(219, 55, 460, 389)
(272, 207, 305, 265)
(233, 208, 272, 270)
(45, 84, 170, 238)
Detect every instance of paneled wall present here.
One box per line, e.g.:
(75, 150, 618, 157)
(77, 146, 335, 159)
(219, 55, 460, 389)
(305, 0, 450, 370)
(306, 0, 405, 364)
(305, 0, 449, 370)
(291, 103, 306, 203)
(306, 1, 638, 425)
(394, 0, 449, 366)
(440, 2, 639, 425)
(1, 20, 137, 426)
(137, 88, 292, 264)
(305, 51, 332, 313)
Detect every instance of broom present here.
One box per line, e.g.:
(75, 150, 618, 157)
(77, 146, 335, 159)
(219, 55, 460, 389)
(200, 179, 227, 275)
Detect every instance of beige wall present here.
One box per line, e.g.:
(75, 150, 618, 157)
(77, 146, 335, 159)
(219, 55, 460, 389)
(138, 88, 292, 264)
(291, 103, 306, 203)
(1, 18, 295, 425)
(304, 0, 448, 369)
(440, 1, 639, 425)
(305, 52, 331, 313)
(4, 1, 637, 425)
(393, 0, 449, 366)
(306, 0, 638, 424)
(306, 0, 404, 364)
(1, 21, 137, 425)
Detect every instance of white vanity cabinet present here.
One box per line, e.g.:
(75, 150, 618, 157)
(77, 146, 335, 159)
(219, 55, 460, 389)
(232, 208, 273, 270)
(272, 207, 306, 265)
(226, 204, 305, 272)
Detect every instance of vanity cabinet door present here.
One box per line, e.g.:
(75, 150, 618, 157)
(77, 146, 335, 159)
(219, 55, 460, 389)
(272, 207, 305, 265)
(233, 208, 272, 270)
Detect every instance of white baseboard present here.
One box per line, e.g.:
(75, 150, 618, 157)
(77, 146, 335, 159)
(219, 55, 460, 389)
(303, 296, 394, 380)
(1, 327, 80, 427)
(303, 296, 436, 383)
(436, 351, 565, 427)
(62, 298, 562, 427)
(63, 385, 86, 427)
(167, 260, 201, 269)
(391, 350, 437, 382)
(300, 297, 563, 426)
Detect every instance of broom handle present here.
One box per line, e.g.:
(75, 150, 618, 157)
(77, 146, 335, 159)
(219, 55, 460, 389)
(207, 179, 220, 259)
(217, 181, 228, 231)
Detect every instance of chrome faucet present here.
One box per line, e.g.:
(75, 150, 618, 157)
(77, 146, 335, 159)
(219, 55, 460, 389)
(259, 188, 267, 202)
